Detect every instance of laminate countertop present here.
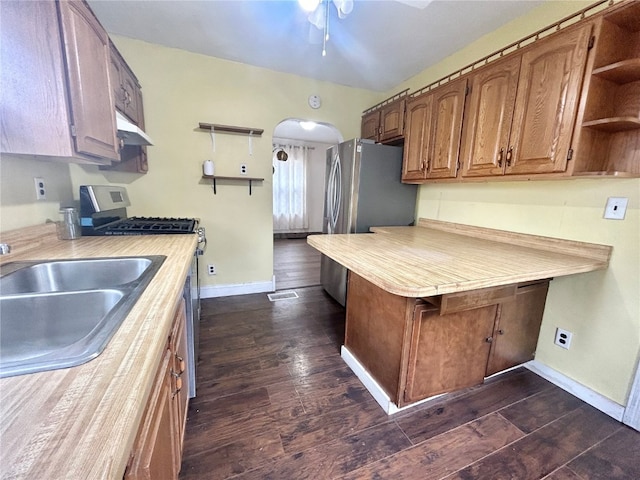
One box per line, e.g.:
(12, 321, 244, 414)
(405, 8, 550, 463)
(0, 224, 197, 480)
(307, 219, 612, 298)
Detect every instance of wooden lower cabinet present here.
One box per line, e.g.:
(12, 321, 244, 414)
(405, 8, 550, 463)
(404, 304, 496, 404)
(486, 281, 549, 376)
(345, 273, 550, 408)
(125, 300, 189, 480)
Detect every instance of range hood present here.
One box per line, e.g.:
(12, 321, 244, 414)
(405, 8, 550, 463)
(116, 111, 154, 146)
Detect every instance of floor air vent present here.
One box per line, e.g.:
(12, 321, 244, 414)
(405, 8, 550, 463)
(267, 291, 299, 301)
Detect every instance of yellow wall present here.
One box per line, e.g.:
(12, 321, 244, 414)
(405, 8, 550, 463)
(400, 0, 640, 406)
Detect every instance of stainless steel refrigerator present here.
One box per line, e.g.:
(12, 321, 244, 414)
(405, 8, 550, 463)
(321, 139, 418, 306)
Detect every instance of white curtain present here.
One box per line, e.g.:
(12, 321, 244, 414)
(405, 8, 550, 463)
(273, 144, 309, 233)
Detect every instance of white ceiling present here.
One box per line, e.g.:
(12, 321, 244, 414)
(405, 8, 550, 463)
(88, 0, 544, 92)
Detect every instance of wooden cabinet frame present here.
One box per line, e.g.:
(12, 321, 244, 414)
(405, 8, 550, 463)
(345, 272, 551, 409)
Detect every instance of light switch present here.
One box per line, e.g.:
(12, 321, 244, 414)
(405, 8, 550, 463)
(604, 197, 628, 220)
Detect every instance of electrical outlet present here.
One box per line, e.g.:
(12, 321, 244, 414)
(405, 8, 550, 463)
(554, 328, 573, 349)
(34, 177, 46, 200)
(207, 264, 216, 275)
(240, 164, 247, 175)
(604, 197, 628, 220)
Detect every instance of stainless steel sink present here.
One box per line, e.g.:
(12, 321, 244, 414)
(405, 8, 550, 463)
(0, 257, 155, 294)
(0, 255, 166, 378)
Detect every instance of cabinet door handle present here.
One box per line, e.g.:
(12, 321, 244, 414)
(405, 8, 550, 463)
(172, 376, 183, 398)
(497, 148, 504, 167)
(506, 146, 513, 166)
(176, 354, 186, 374)
(485, 336, 493, 343)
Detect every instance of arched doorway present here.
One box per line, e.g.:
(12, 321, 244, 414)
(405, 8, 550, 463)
(271, 118, 342, 291)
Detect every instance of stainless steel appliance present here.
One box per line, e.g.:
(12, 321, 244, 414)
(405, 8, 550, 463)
(79, 185, 204, 398)
(321, 139, 417, 306)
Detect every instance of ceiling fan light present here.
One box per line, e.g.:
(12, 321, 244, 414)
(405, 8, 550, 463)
(308, 6, 325, 29)
(334, 0, 353, 17)
(299, 0, 320, 13)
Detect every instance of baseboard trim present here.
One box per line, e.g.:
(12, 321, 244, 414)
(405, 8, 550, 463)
(340, 346, 443, 415)
(525, 360, 625, 422)
(201, 280, 274, 298)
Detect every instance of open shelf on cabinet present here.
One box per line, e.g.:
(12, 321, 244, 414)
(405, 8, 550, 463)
(583, 116, 640, 132)
(570, 1, 640, 177)
(202, 175, 264, 195)
(592, 59, 640, 84)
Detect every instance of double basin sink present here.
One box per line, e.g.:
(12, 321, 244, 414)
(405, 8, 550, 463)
(0, 256, 165, 378)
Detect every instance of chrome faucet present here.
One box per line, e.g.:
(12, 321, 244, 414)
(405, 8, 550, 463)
(0, 243, 11, 255)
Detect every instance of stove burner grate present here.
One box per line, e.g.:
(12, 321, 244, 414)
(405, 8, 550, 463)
(104, 217, 197, 235)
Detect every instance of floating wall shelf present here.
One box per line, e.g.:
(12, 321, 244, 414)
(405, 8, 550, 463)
(202, 175, 264, 195)
(198, 123, 264, 136)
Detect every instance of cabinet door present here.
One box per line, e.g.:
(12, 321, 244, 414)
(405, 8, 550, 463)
(361, 111, 380, 141)
(402, 93, 432, 181)
(121, 67, 141, 124)
(125, 349, 179, 480)
(109, 47, 125, 113)
(461, 56, 521, 177)
(426, 78, 467, 179)
(379, 99, 405, 142)
(58, 0, 119, 161)
(171, 300, 190, 452)
(0, 1, 72, 156)
(486, 281, 549, 376)
(404, 303, 496, 404)
(506, 24, 592, 175)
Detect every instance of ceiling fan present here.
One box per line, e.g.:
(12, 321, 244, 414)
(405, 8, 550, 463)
(299, 0, 433, 56)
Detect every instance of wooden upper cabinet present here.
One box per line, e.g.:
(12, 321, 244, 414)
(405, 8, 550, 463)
(361, 97, 406, 144)
(379, 98, 405, 142)
(361, 110, 380, 141)
(57, 0, 120, 161)
(105, 41, 149, 173)
(110, 42, 143, 125)
(506, 23, 592, 175)
(427, 78, 467, 179)
(402, 93, 433, 181)
(461, 56, 521, 177)
(0, 0, 118, 163)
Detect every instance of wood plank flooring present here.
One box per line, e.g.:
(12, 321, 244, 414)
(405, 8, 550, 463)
(180, 286, 640, 479)
(273, 238, 321, 291)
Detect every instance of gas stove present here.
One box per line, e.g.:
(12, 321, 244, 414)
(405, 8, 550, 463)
(103, 217, 197, 236)
(79, 186, 200, 236)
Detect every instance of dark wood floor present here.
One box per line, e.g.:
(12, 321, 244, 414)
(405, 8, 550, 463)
(273, 238, 321, 291)
(180, 287, 640, 479)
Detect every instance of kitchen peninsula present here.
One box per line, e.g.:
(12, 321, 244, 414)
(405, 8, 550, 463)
(307, 219, 612, 413)
(0, 224, 196, 479)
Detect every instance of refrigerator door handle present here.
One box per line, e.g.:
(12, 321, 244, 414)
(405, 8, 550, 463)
(326, 156, 337, 234)
(332, 157, 342, 232)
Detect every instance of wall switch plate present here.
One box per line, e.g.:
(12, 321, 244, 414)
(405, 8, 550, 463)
(554, 328, 573, 349)
(34, 177, 46, 200)
(604, 197, 628, 220)
(240, 164, 247, 175)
